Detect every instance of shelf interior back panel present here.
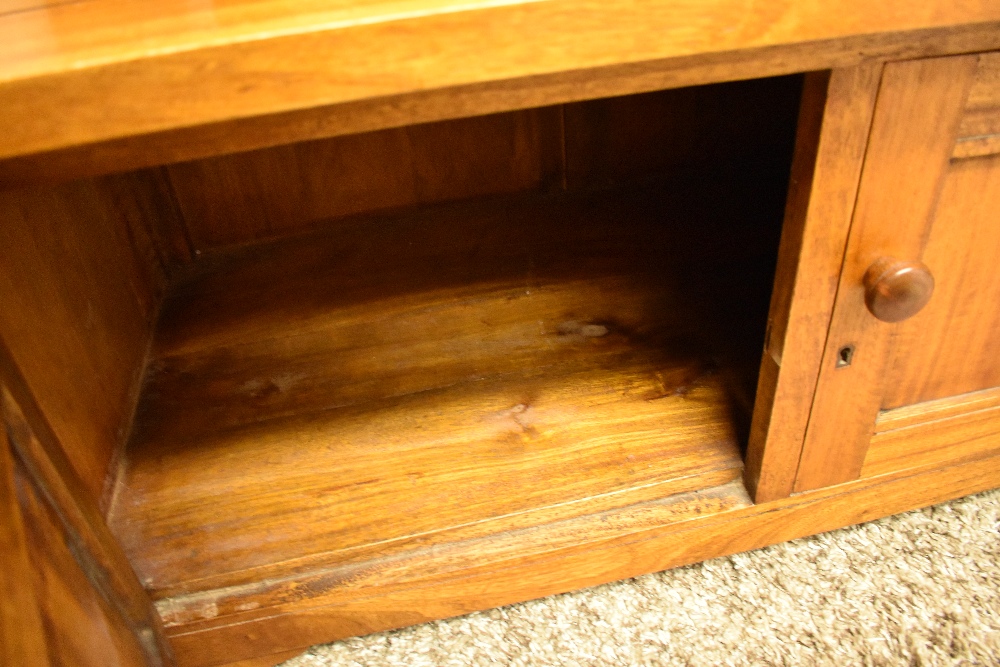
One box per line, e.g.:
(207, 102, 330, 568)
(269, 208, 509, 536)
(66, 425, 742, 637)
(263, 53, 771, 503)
(107, 175, 783, 599)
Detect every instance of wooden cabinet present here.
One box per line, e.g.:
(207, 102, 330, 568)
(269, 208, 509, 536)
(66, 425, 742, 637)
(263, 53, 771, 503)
(796, 54, 1000, 491)
(749, 53, 1000, 500)
(3, 6, 1000, 667)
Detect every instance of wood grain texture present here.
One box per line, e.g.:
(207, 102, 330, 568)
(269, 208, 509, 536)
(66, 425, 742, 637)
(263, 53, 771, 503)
(743, 64, 882, 503)
(152, 467, 745, 628)
(881, 154, 1000, 408)
(121, 371, 744, 596)
(158, 481, 750, 667)
(162, 443, 1000, 667)
(0, 355, 173, 666)
(13, 457, 153, 667)
(166, 77, 801, 253)
(4, 28, 1000, 187)
(0, 404, 49, 667)
(2, 1, 1000, 168)
(168, 108, 562, 252)
(957, 52, 1000, 136)
(863, 389, 1000, 478)
(793, 55, 978, 493)
(953, 134, 1000, 159)
(0, 173, 172, 501)
(954, 51, 1000, 157)
(875, 386, 1000, 432)
(110, 175, 788, 599)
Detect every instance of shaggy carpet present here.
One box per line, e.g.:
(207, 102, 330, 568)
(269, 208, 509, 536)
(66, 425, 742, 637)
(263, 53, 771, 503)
(281, 488, 1000, 666)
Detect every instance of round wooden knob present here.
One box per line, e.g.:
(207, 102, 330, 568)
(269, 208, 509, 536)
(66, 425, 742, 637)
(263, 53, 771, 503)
(863, 258, 935, 323)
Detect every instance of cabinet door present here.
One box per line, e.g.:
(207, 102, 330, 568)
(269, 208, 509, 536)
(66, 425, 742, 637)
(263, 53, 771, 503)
(794, 53, 1000, 491)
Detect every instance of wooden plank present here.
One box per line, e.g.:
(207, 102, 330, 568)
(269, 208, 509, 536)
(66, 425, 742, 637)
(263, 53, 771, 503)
(118, 365, 745, 597)
(2, 1, 1000, 169)
(13, 457, 154, 667)
(864, 394, 1000, 479)
(4, 29, 1000, 187)
(110, 180, 785, 597)
(1, 31, 999, 189)
(0, 363, 174, 666)
(953, 133, 1000, 159)
(792, 55, 978, 493)
(118, 168, 195, 270)
(965, 52, 1000, 109)
(0, 403, 49, 667)
(957, 51, 1000, 137)
(743, 64, 882, 503)
(162, 444, 1000, 667)
(0, 174, 169, 501)
(152, 467, 745, 627)
(881, 154, 1000, 408)
(167, 108, 562, 251)
(955, 108, 1000, 140)
(953, 52, 1000, 158)
(875, 386, 1000, 432)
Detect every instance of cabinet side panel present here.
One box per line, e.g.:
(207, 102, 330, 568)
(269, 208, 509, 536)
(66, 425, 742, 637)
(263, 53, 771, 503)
(13, 459, 152, 667)
(1, 377, 174, 666)
(0, 173, 169, 502)
(0, 408, 50, 667)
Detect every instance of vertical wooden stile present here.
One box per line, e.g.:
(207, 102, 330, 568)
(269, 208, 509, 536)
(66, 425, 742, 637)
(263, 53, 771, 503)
(744, 64, 882, 502)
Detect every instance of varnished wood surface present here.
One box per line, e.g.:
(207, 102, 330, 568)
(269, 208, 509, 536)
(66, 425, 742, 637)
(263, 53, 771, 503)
(167, 108, 563, 251)
(0, 173, 172, 502)
(162, 437, 1000, 667)
(882, 153, 1000, 408)
(863, 388, 1000, 478)
(0, 370, 174, 665)
(875, 386, 1000, 432)
(744, 64, 882, 503)
(796, 55, 1000, 491)
(110, 176, 786, 600)
(793, 55, 978, 493)
(862, 258, 936, 323)
(2, 27, 1000, 188)
(155, 466, 745, 630)
(12, 455, 154, 667)
(2, 359, 174, 664)
(2, 1, 1000, 171)
(954, 51, 1000, 158)
(163, 77, 801, 253)
(0, 404, 49, 667)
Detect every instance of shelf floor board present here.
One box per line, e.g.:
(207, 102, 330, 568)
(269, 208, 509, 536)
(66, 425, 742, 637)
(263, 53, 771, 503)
(109, 184, 772, 600)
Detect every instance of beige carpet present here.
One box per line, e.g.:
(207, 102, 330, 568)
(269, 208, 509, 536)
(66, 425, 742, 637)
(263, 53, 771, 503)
(282, 488, 1000, 666)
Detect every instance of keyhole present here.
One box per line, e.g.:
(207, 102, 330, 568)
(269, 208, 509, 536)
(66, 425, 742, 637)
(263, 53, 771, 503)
(836, 345, 855, 368)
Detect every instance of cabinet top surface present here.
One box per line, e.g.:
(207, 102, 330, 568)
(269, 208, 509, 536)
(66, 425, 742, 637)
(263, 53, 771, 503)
(1, 0, 999, 165)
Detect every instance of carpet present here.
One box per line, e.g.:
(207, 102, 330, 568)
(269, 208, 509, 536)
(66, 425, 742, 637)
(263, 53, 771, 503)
(281, 488, 1000, 666)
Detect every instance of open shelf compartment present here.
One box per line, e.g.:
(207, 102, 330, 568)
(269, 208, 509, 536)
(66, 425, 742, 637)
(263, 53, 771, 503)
(100, 74, 803, 643)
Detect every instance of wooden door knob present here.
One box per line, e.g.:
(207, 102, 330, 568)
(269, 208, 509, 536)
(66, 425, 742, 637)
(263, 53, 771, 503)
(863, 258, 935, 323)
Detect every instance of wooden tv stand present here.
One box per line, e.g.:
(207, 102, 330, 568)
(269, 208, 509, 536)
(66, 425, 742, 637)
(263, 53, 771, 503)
(3, 4, 1000, 666)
